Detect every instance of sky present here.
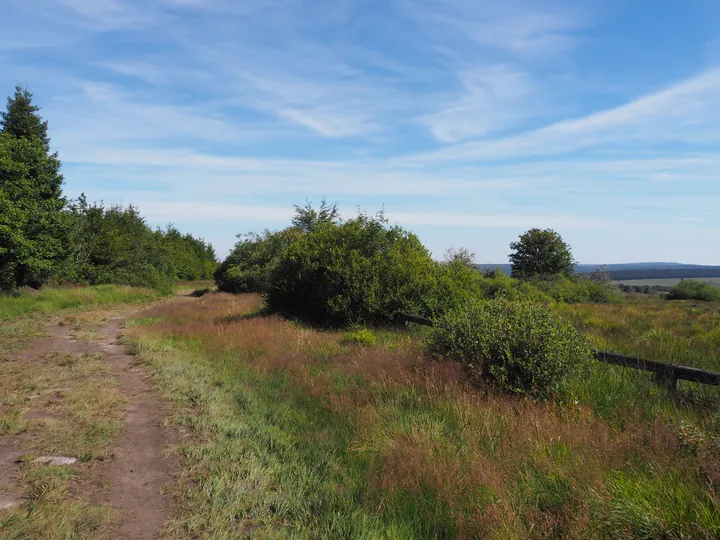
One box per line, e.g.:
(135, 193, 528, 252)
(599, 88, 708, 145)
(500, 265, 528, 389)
(1, 0, 719, 264)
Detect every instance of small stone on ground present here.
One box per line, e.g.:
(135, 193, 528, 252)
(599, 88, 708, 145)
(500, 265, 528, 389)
(33, 456, 77, 466)
(0, 493, 25, 510)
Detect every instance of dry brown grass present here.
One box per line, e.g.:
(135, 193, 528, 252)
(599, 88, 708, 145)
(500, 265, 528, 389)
(126, 292, 720, 538)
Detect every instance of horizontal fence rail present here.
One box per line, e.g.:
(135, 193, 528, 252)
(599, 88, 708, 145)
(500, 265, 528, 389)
(397, 313, 720, 391)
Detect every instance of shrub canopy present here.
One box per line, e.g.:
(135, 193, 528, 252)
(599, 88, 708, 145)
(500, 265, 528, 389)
(424, 298, 593, 398)
(265, 213, 480, 326)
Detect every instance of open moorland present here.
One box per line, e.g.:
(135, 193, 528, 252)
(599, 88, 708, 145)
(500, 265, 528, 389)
(2, 86, 720, 539)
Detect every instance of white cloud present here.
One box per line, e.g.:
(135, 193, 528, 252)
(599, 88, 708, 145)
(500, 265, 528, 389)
(396, 0, 584, 59)
(410, 68, 720, 162)
(419, 65, 544, 142)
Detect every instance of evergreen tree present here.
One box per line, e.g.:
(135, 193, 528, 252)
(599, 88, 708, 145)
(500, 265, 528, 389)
(0, 86, 65, 289)
(1, 85, 50, 146)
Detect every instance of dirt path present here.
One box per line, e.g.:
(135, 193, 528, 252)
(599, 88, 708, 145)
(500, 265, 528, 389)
(96, 317, 179, 540)
(0, 309, 179, 539)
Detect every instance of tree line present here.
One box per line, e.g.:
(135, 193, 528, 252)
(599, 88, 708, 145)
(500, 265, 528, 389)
(0, 85, 216, 293)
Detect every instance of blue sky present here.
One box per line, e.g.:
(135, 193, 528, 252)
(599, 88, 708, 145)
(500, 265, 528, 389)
(2, 0, 719, 264)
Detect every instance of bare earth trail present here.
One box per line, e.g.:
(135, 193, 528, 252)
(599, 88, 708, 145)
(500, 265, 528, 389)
(0, 302, 183, 539)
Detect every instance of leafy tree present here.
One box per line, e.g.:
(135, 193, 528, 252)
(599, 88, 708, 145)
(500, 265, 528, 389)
(291, 198, 340, 232)
(161, 224, 216, 280)
(1, 85, 50, 145)
(509, 228, 575, 279)
(58, 198, 215, 294)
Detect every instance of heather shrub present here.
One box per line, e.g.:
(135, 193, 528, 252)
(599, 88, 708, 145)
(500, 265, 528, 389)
(424, 298, 593, 398)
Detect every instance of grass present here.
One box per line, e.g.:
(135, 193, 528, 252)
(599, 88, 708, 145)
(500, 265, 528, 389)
(0, 465, 118, 540)
(0, 284, 160, 321)
(0, 309, 126, 538)
(123, 292, 720, 538)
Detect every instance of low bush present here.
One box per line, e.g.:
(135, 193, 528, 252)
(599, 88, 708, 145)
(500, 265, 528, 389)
(340, 328, 377, 347)
(424, 298, 593, 398)
(667, 280, 720, 302)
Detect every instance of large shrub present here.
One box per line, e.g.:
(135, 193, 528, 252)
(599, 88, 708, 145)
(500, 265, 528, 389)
(215, 229, 300, 294)
(667, 280, 720, 302)
(424, 299, 593, 398)
(265, 213, 469, 326)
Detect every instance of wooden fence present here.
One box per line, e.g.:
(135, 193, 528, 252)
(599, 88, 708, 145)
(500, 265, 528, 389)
(397, 314, 720, 391)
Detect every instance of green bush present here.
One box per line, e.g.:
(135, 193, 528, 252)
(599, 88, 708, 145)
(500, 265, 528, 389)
(667, 280, 720, 302)
(340, 328, 377, 347)
(529, 275, 618, 304)
(424, 298, 593, 398)
(215, 229, 299, 294)
(265, 213, 471, 327)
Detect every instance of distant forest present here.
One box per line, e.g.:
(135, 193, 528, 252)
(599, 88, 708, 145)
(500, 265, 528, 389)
(477, 264, 720, 282)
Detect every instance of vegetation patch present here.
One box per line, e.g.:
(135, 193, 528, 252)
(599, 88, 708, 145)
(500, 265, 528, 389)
(123, 293, 720, 538)
(668, 279, 720, 302)
(0, 285, 159, 321)
(340, 328, 377, 347)
(425, 298, 593, 398)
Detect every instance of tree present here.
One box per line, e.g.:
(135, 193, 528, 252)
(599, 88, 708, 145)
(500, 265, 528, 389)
(509, 228, 575, 279)
(291, 199, 340, 232)
(0, 86, 66, 289)
(444, 246, 476, 267)
(0, 134, 65, 289)
(1, 86, 50, 146)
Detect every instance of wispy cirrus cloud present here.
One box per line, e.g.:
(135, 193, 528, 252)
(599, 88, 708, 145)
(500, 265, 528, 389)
(408, 68, 720, 161)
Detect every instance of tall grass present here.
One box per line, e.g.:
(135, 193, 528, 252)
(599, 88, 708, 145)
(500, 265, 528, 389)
(557, 300, 720, 434)
(0, 285, 160, 321)
(124, 293, 720, 538)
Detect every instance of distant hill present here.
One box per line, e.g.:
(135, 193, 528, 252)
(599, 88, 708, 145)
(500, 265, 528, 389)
(475, 263, 720, 281)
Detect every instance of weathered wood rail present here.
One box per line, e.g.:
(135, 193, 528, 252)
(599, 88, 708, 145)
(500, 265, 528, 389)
(397, 314, 720, 391)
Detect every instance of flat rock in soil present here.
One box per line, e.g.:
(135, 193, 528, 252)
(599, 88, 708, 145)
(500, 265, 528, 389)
(33, 456, 77, 466)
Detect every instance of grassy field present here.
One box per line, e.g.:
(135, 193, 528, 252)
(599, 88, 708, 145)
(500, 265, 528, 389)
(124, 293, 720, 538)
(615, 277, 720, 289)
